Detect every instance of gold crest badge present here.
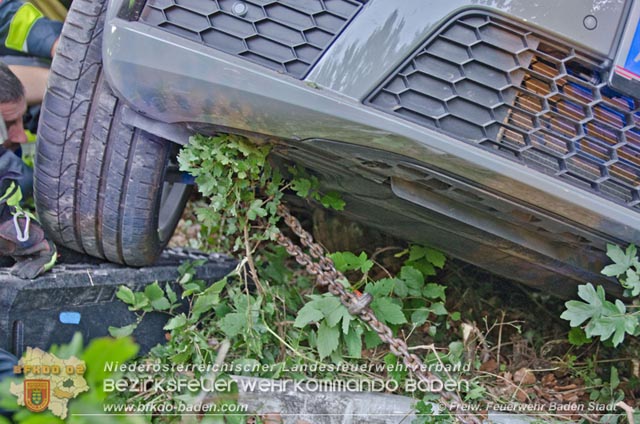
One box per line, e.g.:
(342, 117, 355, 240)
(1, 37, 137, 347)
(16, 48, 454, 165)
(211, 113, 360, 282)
(24, 380, 50, 413)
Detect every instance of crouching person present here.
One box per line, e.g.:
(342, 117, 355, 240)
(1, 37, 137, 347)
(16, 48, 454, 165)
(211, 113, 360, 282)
(0, 62, 55, 278)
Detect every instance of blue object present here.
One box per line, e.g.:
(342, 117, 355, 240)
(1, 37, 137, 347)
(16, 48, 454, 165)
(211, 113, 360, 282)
(59, 312, 81, 325)
(181, 173, 195, 185)
(624, 17, 640, 77)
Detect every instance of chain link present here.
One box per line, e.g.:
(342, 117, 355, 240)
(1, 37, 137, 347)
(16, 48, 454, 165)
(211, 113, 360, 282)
(275, 204, 483, 424)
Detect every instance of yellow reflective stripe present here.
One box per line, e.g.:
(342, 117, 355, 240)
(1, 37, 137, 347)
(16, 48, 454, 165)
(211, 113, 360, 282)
(0, 182, 18, 203)
(27, 0, 67, 21)
(0, 183, 14, 203)
(5, 3, 44, 53)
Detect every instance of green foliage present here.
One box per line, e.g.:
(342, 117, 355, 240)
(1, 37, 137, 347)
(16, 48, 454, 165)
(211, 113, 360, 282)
(329, 251, 373, 274)
(293, 294, 364, 359)
(360, 248, 450, 339)
(109, 134, 472, 420)
(411, 399, 455, 424)
(602, 244, 640, 296)
(397, 245, 446, 277)
(0, 334, 143, 424)
(291, 247, 454, 360)
(178, 135, 346, 252)
(567, 327, 592, 347)
(111, 261, 229, 364)
(561, 283, 637, 347)
(561, 244, 640, 347)
(287, 166, 345, 211)
(106, 264, 252, 420)
(568, 358, 625, 413)
(178, 134, 282, 251)
(371, 297, 407, 325)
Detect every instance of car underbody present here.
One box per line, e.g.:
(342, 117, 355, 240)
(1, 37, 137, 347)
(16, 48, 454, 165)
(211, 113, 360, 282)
(35, 0, 640, 295)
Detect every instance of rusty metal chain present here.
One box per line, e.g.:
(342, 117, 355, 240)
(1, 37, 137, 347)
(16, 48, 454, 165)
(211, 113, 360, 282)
(275, 204, 483, 424)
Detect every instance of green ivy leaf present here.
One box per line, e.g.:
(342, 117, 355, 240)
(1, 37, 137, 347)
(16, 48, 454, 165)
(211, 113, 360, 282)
(561, 283, 604, 327)
(247, 199, 267, 220)
(294, 303, 324, 328)
(115, 286, 136, 306)
(602, 244, 636, 277)
(602, 263, 631, 277)
(567, 327, 592, 346)
(326, 304, 353, 334)
(320, 192, 345, 211)
(448, 341, 464, 364)
(204, 278, 228, 296)
(151, 297, 171, 311)
(428, 302, 448, 316)
(291, 178, 312, 197)
(622, 269, 640, 296)
(562, 283, 638, 347)
(371, 298, 407, 325)
(408, 246, 428, 262)
(411, 308, 430, 326)
(219, 312, 246, 337)
(132, 292, 150, 310)
(426, 248, 446, 269)
(587, 312, 637, 347)
(164, 313, 188, 331)
(364, 330, 382, 349)
(610, 366, 620, 390)
(405, 246, 439, 276)
(317, 321, 340, 359)
(343, 326, 363, 358)
(365, 278, 396, 297)
(410, 260, 436, 277)
(329, 251, 373, 274)
(400, 266, 425, 296)
(384, 353, 407, 382)
(108, 323, 137, 338)
(192, 293, 218, 319)
(144, 282, 164, 301)
(165, 283, 178, 304)
(423, 283, 446, 301)
(182, 282, 204, 297)
(607, 244, 629, 265)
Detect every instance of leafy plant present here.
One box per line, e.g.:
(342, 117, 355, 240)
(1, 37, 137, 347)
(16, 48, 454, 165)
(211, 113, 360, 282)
(411, 398, 455, 424)
(177, 134, 283, 251)
(288, 166, 345, 211)
(294, 293, 365, 359)
(107, 134, 476, 421)
(601, 244, 640, 296)
(561, 244, 640, 347)
(177, 134, 345, 254)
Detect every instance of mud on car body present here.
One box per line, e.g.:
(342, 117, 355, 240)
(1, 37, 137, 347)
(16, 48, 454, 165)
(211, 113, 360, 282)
(35, 0, 640, 296)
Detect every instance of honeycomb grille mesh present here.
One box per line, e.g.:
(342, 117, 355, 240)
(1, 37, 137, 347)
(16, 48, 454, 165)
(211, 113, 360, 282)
(366, 14, 640, 210)
(139, 0, 365, 79)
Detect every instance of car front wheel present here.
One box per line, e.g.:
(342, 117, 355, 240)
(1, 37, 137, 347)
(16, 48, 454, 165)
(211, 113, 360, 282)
(35, 0, 190, 266)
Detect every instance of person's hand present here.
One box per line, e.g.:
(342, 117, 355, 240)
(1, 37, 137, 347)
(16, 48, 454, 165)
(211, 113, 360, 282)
(50, 36, 60, 58)
(2, 140, 20, 152)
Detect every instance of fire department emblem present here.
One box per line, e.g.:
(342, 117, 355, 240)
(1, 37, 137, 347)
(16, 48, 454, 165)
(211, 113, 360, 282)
(24, 380, 50, 413)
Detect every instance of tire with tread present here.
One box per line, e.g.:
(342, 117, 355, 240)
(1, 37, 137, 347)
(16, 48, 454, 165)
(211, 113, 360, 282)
(35, 0, 188, 266)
